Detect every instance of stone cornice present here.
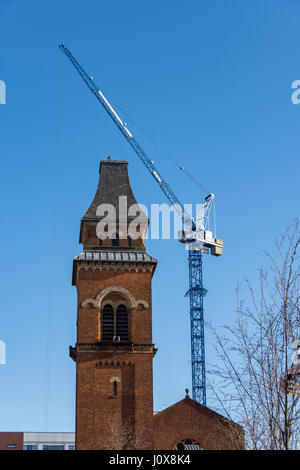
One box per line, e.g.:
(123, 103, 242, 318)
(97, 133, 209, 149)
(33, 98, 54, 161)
(69, 343, 157, 362)
(72, 260, 156, 285)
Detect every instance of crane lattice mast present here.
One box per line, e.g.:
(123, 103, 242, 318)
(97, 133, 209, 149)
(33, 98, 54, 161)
(59, 44, 223, 405)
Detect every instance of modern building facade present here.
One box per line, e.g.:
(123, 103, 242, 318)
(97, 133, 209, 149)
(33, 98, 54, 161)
(0, 432, 75, 450)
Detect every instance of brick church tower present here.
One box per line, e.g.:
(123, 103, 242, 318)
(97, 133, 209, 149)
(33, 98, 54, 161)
(70, 159, 157, 450)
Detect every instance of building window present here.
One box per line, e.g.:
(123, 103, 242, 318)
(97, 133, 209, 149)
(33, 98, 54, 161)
(102, 304, 114, 341)
(42, 445, 65, 450)
(7, 444, 16, 449)
(101, 303, 129, 342)
(68, 445, 76, 450)
(113, 380, 118, 397)
(24, 445, 37, 450)
(174, 439, 203, 450)
(116, 304, 129, 342)
(128, 236, 132, 247)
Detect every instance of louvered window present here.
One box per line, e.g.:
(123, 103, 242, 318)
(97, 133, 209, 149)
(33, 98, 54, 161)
(116, 304, 129, 342)
(101, 303, 129, 342)
(102, 304, 114, 341)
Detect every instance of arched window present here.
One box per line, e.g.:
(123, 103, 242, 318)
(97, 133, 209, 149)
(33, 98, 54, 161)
(174, 439, 203, 450)
(101, 304, 114, 341)
(101, 303, 129, 342)
(116, 304, 129, 342)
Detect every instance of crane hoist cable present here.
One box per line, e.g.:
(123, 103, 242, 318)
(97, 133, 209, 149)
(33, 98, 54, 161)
(106, 97, 210, 196)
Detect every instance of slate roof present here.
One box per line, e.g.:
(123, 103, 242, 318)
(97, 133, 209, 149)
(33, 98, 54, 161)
(82, 158, 146, 220)
(74, 250, 157, 264)
(72, 249, 157, 285)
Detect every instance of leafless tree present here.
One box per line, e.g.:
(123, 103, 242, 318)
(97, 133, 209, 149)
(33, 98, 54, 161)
(100, 416, 148, 450)
(211, 415, 245, 450)
(208, 220, 300, 450)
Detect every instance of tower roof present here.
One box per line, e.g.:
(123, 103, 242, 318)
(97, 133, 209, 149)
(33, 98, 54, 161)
(82, 158, 143, 220)
(79, 157, 149, 249)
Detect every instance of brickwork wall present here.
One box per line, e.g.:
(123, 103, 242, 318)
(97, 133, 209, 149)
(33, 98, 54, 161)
(153, 398, 244, 450)
(73, 265, 155, 450)
(0, 432, 23, 450)
(75, 352, 154, 450)
(76, 268, 153, 344)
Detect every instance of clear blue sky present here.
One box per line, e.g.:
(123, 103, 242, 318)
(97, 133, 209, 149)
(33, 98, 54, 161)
(0, 0, 299, 431)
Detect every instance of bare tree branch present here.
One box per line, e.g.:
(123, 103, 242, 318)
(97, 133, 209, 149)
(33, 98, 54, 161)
(207, 220, 300, 450)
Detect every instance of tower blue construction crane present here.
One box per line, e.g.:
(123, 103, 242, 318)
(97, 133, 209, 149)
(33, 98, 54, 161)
(59, 44, 223, 405)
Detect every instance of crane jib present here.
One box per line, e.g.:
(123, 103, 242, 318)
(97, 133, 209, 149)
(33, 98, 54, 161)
(59, 44, 186, 219)
(58, 44, 222, 406)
